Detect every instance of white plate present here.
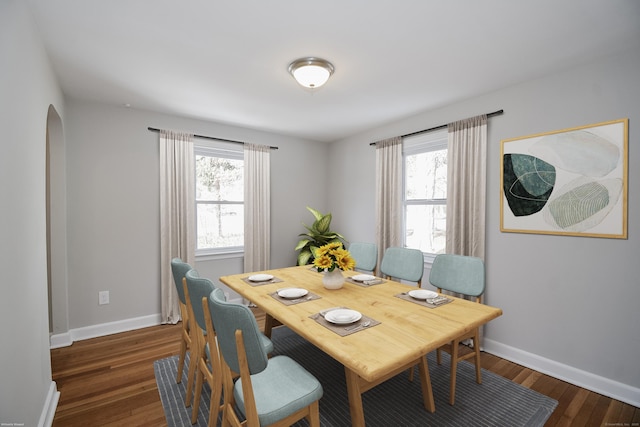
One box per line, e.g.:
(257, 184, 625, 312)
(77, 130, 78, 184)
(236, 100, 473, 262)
(248, 274, 274, 282)
(408, 289, 439, 300)
(351, 274, 376, 282)
(324, 309, 362, 325)
(277, 288, 308, 299)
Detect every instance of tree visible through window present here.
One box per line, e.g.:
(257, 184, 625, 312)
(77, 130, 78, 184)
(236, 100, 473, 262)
(195, 144, 244, 253)
(403, 129, 448, 254)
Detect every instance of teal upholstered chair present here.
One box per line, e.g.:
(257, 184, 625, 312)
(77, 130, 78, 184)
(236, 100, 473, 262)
(430, 253, 486, 405)
(349, 242, 378, 273)
(185, 270, 274, 425)
(380, 246, 424, 287)
(207, 288, 323, 427)
(170, 258, 193, 388)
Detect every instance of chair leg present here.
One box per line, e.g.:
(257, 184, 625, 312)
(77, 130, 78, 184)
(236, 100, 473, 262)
(207, 371, 223, 427)
(177, 332, 187, 383)
(191, 367, 205, 424)
(473, 331, 482, 384)
(185, 335, 199, 407)
(308, 400, 321, 427)
(449, 339, 460, 405)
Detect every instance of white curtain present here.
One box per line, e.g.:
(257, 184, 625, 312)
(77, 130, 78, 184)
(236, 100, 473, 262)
(244, 143, 271, 272)
(374, 136, 403, 275)
(446, 115, 487, 259)
(159, 130, 195, 324)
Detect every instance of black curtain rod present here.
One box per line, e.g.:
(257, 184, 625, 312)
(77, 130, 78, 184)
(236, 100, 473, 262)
(369, 109, 504, 145)
(147, 127, 279, 150)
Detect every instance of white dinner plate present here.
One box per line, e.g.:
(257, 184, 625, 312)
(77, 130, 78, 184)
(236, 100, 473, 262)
(324, 309, 362, 325)
(351, 274, 376, 282)
(276, 288, 308, 299)
(408, 289, 439, 300)
(248, 274, 274, 282)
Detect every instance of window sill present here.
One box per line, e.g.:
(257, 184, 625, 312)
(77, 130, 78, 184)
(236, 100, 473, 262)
(196, 249, 244, 262)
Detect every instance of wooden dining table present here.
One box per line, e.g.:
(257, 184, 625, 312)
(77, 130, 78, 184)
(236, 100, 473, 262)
(219, 265, 502, 427)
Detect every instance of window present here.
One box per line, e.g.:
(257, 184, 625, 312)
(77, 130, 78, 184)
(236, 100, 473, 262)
(403, 129, 448, 255)
(195, 142, 244, 254)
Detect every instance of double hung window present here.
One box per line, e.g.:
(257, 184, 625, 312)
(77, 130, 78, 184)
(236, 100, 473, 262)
(195, 142, 244, 255)
(403, 129, 448, 255)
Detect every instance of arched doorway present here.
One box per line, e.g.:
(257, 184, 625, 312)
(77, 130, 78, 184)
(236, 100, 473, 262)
(46, 105, 69, 341)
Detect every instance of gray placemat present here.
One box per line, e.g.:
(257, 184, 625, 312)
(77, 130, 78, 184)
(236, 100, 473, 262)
(346, 277, 386, 287)
(395, 292, 453, 308)
(242, 276, 284, 286)
(310, 308, 380, 336)
(269, 290, 321, 305)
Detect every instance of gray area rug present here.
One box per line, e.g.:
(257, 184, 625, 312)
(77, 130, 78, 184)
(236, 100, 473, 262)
(154, 327, 557, 426)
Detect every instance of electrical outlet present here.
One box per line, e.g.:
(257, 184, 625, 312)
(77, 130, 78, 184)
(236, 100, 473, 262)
(99, 291, 110, 305)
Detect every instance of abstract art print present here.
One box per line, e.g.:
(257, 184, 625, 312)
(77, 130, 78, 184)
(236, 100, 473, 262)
(501, 119, 628, 239)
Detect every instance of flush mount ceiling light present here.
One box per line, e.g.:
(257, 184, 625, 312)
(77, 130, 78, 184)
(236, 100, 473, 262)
(288, 57, 334, 89)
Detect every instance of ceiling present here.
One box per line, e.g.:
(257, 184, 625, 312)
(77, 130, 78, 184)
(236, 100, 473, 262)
(27, 1, 640, 142)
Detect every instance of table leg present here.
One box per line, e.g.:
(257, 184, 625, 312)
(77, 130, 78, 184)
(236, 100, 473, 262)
(344, 367, 366, 427)
(263, 313, 274, 338)
(417, 356, 435, 413)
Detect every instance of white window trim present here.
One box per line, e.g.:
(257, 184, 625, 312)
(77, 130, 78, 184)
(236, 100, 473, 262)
(194, 139, 244, 257)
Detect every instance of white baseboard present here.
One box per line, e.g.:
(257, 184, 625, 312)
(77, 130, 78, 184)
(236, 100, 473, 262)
(38, 381, 59, 427)
(50, 314, 162, 349)
(483, 338, 640, 408)
(49, 297, 244, 349)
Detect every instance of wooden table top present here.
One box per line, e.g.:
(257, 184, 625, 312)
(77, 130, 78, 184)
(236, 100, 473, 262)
(219, 265, 502, 383)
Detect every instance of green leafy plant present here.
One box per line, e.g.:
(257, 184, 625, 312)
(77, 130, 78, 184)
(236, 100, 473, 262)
(294, 207, 347, 266)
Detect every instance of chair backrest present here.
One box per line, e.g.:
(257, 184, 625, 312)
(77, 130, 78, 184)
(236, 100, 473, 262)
(208, 288, 269, 375)
(349, 242, 378, 272)
(185, 269, 216, 331)
(429, 254, 485, 298)
(170, 258, 192, 305)
(380, 247, 424, 284)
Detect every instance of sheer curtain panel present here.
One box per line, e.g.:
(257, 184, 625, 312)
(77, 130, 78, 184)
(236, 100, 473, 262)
(159, 130, 195, 324)
(244, 144, 271, 272)
(446, 115, 487, 259)
(375, 136, 403, 274)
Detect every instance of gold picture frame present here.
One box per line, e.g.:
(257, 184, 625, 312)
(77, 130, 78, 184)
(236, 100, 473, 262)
(500, 118, 628, 239)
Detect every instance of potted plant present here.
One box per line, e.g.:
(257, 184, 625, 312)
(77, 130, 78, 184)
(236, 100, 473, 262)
(294, 207, 348, 266)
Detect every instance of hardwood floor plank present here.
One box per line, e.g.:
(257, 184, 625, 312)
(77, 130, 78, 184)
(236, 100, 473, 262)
(50, 311, 638, 426)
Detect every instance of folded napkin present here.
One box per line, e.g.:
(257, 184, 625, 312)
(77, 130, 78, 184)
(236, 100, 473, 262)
(310, 308, 380, 336)
(269, 291, 321, 305)
(242, 276, 284, 286)
(395, 293, 453, 309)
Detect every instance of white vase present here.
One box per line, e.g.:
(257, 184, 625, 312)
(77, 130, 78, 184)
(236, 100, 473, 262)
(322, 269, 345, 290)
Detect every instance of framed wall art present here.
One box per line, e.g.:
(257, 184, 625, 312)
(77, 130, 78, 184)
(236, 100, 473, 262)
(500, 118, 628, 239)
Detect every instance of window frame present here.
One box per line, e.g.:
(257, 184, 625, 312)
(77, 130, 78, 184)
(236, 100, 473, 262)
(402, 128, 448, 259)
(194, 140, 244, 257)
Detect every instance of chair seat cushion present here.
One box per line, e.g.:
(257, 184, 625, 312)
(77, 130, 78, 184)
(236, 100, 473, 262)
(260, 333, 274, 354)
(234, 355, 323, 425)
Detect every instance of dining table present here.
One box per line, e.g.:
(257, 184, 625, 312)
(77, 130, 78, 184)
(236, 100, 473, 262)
(218, 265, 502, 427)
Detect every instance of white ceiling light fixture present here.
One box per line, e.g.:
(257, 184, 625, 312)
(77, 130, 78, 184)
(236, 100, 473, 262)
(288, 57, 334, 89)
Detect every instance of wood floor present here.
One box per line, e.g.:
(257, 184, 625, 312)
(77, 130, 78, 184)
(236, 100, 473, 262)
(51, 310, 639, 427)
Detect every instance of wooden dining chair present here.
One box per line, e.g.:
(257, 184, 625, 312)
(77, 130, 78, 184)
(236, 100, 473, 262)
(348, 242, 378, 273)
(430, 253, 486, 405)
(185, 270, 274, 425)
(170, 258, 193, 387)
(184, 269, 219, 423)
(207, 288, 323, 427)
(380, 246, 424, 287)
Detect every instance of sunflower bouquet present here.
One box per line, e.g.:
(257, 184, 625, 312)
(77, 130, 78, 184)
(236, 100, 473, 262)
(313, 242, 356, 272)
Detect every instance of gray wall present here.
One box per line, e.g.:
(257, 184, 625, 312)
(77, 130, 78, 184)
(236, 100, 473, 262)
(0, 1, 66, 425)
(63, 100, 327, 329)
(328, 46, 640, 404)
